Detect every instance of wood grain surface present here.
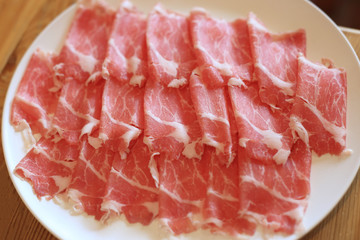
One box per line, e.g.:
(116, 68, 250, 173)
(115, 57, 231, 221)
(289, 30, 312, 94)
(0, 1, 359, 240)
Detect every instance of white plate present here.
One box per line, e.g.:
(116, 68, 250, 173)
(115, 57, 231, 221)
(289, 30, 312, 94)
(2, 0, 360, 239)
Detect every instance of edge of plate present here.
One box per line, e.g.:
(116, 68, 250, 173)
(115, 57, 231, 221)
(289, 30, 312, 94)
(1, 4, 76, 240)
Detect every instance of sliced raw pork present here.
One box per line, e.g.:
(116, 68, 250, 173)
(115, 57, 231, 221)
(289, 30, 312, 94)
(14, 136, 79, 199)
(229, 83, 293, 164)
(247, 12, 306, 111)
(67, 138, 114, 220)
(144, 5, 202, 160)
(203, 146, 256, 237)
(238, 139, 311, 234)
(11, 49, 61, 138)
(146, 4, 197, 88)
(52, 79, 105, 144)
(99, 2, 146, 155)
(157, 152, 208, 235)
(190, 9, 253, 88)
(290, 55, 347, 156)
(102, 1, 148, 87)
(101, 135, 158, 225)
(189, 69, 234, 165)
(54, 0, 115, 84)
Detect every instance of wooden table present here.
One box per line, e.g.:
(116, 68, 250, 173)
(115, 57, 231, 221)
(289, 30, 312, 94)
(0, 1, 359, 239)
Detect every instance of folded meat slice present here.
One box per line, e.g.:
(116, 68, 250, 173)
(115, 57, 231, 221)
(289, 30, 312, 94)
(189, 69, 234, 165)
(157, 152, 208, 235)
(290, 55, 347, 156)
(54, 0, 115, 84)
(99, 2, 146, 155)
(102, 1, 147, 87)
(101, 135, 158, 225)
(11, 49, 61, 138)
(52, 79, 105, 144)
(229, 83, 293, 164)
(67, 138, 114, 220)
(144, 5, 202, 160)
(247, 12, 306, 111)
(203, 147, 256, 237)
(14, 136, 78, 199)
(238, 139, 311, 234)
(189, 10, 247, 165)
(146, 4, 197, 88)
(190, 9, 253, 88)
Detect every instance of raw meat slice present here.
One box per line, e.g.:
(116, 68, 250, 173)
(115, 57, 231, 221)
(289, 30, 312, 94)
(54, 0, 115, 84)
(99, 2, 146, 155)
(229, 82, 293, 164)
(247, 12, 306, 111)
(101, 135, 158, 225)
(157, 152, 208, 235)
(144, 6, 203, 160)
(146, 4, 197, 88)
(290, 55, 347, 156)
(67, 138, 114, 220)
(11, 49, 61, 138)
(144, 77, 203, 159)
(190, 9, 253, 88)
(189, 69, 234, 165)
(238, 139, 311, 234)
(203, 147, 256, 237)
(102, 1, 148, 87)
(99, 80, 143, 154)
(52, 79, 105, 144)
(14, 136, 79, 199)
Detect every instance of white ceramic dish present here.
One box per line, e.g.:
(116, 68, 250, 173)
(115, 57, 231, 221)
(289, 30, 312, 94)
(2, 0, 360, 239)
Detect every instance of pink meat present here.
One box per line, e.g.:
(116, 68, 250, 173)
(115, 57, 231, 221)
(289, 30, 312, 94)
(67, 139, 114, 220)
(101, 135, 158, 225)
(54, 0, 115, 84)
(144, 6, 203, 160)
(102, 1, 148, 87)
(146, 4, 197, 88)
(190, 10, 253, 88)
(290, 55, 347, 156)
(99, 2, 146, 154)
(157, 152, 208, 235)
(247, 12, 306, 111)
(52, 79, 105, 144)
(203, 147, 256, 236)
(189, 69, 234, 165)
(11, 49, 61, 137)
(238, 139, 311, 234)
(14, 136, 78, 199)
(229, 83, 293, 164)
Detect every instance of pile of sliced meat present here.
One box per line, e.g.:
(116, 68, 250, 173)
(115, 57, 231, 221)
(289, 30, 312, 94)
(10, 0, 347, 238)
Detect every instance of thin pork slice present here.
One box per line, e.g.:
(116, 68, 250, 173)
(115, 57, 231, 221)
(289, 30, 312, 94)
(99, 2, 146, 155)
(101, 135, 158, 225)
(11, 49, 61, 138)
(52, 79, 105, 144)
(238, 139, 311, 234)
(157, 152, 208, 235)
(203, 146, 256, 237)
(67, 138, 114, 220)
(247, 12, 306, 111)
(144, 5, 202, 160)
(229, 83, 293, 164)
(290, 55, 347, 156)
(102, 1, 147, 87)
(189, 69, 234, 165)
(54, 0, 115, 84)
(14, 136, 78, 199)
(146, 4, 197, 88)
(190, 9, 253, 88)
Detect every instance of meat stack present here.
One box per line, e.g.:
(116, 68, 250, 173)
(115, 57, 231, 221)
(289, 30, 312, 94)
(10, 0, 347, 238)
